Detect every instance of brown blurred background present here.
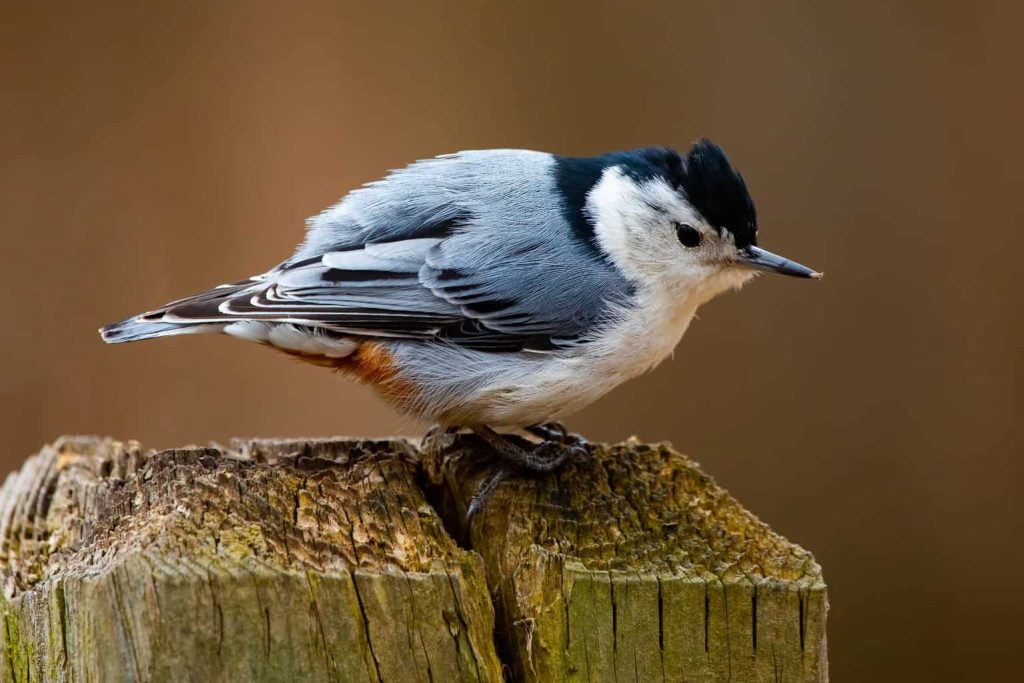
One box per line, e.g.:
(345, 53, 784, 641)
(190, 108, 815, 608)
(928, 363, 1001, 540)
(2, 1, 1021, 679)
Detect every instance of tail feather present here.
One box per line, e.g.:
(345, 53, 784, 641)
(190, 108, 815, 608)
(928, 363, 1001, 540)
(99, 279, 259, 344)
(99, 318, 222, 344)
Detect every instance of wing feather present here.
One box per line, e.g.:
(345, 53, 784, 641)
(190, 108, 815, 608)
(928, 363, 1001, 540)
(142, 150, 634, 352)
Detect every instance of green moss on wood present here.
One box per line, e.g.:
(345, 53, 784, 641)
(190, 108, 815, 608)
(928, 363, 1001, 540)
(2, 596, 28, 682)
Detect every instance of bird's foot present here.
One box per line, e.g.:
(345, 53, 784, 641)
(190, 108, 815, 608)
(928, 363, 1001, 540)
(462, 426, 590, 526)
(462, 426, 581, 525)
(472, 425, 583, 473)
(525, 422, 590, 451)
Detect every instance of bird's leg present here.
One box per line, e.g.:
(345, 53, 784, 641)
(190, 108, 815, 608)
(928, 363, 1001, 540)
(465, 426, 568, 524)
(421, 424, 458, 454)
(472, 425, 574, 473)
(465, 426, 585, 525)
(420, 424, 510, 527)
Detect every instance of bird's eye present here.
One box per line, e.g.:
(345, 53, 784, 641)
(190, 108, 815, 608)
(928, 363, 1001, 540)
(675, 223, 702, 248)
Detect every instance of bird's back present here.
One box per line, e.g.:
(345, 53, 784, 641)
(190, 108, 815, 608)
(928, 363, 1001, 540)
(101, 149, 633, 355)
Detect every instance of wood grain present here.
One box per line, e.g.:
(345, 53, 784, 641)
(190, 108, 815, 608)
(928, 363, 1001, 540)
(0, 435, 827, 682)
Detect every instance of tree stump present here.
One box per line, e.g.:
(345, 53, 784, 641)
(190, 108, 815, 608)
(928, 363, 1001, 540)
(0, 436, 827, 682)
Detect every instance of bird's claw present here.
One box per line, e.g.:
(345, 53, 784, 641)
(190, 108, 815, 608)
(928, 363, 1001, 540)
(525, 422, 569, 442)
(464, 425, 591, 525)
(464, 442, 582, 525)
(526, 422, 591, 457)
(490, 436, 576, 473)
(466, 466, 510, 525)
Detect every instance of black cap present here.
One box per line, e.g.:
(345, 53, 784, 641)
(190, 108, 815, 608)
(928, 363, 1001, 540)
(678, 139, 758, 248)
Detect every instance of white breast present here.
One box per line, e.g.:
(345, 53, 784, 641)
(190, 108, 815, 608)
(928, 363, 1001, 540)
(460, 283, 704, 427)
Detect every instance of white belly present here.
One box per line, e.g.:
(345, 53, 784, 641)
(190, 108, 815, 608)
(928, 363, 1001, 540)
(393, 267, 754, 427)
(458, 289, 702, 426)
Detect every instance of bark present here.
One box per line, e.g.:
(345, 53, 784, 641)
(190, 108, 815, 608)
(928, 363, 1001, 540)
(0, 435, 826, 682)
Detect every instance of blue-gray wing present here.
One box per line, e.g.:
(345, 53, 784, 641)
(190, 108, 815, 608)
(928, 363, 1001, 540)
(162, 150, 633, 351)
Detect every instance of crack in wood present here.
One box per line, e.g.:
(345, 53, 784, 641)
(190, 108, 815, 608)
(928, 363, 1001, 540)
(0, 436, 826, 682)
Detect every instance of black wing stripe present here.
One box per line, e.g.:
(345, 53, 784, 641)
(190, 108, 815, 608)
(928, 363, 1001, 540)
(321, 269, 418, 283)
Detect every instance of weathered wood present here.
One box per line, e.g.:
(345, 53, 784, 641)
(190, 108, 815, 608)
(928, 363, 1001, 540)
(0, 437, 501, 682)
(0, 435, 826, 682)
(422, 434, 828, 682)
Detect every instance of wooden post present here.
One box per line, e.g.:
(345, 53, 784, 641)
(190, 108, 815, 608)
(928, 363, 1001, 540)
(0, 436, 826, 682)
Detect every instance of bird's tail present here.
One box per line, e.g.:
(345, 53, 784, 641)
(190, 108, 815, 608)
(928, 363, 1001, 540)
(99, 279, 257, 344)
(99, 318, 221, 344)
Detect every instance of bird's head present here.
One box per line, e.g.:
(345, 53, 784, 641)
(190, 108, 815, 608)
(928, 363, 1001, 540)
(575, 140, 819, 303)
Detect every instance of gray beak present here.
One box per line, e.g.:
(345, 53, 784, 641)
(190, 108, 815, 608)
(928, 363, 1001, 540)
(738, 246, 821, 279)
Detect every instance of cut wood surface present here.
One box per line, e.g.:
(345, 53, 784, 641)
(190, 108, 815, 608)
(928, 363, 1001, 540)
(0, 435, 827, 682)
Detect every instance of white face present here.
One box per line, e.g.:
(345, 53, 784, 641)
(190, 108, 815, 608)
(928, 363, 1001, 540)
(586, 167, 756, 303)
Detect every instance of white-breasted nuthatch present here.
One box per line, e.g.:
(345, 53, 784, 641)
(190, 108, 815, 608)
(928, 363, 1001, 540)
(101, 140, 819, 475)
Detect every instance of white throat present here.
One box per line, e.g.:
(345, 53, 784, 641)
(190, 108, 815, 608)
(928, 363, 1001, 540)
(583, 166, 754, 376)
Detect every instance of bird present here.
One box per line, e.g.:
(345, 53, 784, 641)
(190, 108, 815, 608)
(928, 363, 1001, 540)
(101, 139, 819, 485)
